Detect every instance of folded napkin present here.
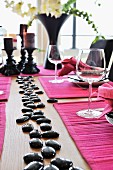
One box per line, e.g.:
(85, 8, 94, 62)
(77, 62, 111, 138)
(97, 82, 113, 115)
(58, 57, 91, 76)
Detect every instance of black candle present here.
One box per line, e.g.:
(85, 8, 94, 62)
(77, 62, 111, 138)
(24, 33, 35, 49)
(4, 38, 13, 50)
(20, 24, 28, 35)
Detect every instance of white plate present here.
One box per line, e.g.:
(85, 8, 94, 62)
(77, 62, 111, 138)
(105, 114, 113, 125)
(68, 75, 109, 87)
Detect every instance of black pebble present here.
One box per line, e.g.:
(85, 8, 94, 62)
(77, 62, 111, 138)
(33, 110, 44, 115)
(26, 103, 37, 109)
(51, 157, 73, 170)
(41, 146, 56, 159)
(69, 167, 84, 170)
(31, 98, 41, 103)
(40, 123, 52, 131)
(23, 152, 43, 164)
(19, 90, 25, 94)
(16, 116, 29, 123)
(22, 107, 33, 113)
(106, 112, 113, 118)
(22, 98, 30, 102)
(29, 129, 42, 138)
(24, 161, 43, 170)
(35, 90, 44, 94)
(45, 140, 61, 150)
(31, 115, 45, 121)
(29, 138, 43, 149)
(37, 103, 45, 108)
(43, 164, 59, 170)
(23, 101, 34, 107)
(42, 131, 59, 138)
(23, 112, 33, 118)
(36, 118, 51, 124)
(47, 98, 58, 103)
(22, 123, 34, 132)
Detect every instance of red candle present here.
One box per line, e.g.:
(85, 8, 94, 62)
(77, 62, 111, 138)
(24, 33, 35, 49)
(4, 38, 13, 50)
(20, 24, 28, 35)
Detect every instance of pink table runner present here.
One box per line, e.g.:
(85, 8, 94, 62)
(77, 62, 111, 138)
(0, 77, 12, 101)
(54, 100, 113, 170)
(38, 77, 97, 98)
(0, 103, 6, 156)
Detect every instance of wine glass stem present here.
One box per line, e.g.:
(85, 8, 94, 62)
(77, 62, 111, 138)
(54, 63, 57, 80)
(88, 82, 92, 112)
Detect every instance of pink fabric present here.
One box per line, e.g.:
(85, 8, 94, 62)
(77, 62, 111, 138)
(38, 77, 97, 98)
(0, 103, 6, 156)
(0, 77, 11, 101)
(97, 82, 113, 115)
(20, 66, 60, 76)
(54, 100, 113, 170)
(58, 57, 91, 76)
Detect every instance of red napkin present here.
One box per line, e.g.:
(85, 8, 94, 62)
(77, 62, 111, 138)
(97, 82, 113, 115)
(58, 57, 91, 76)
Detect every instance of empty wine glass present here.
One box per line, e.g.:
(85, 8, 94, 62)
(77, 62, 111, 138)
(48, 45, 64, 83)
(76, 48, 106, 118)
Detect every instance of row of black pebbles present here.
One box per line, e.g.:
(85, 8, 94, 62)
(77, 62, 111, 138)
(15, 75, 84, 170)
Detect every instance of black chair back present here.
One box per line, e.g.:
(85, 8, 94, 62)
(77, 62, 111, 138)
(90, 39, 113, 68)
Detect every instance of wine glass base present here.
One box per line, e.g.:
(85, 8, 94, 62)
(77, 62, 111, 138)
(76, 109, 102, 118)
(49, 79, 64, 83)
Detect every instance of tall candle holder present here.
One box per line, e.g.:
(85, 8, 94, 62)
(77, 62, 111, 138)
(1, 48, 20, 76)
(17, 34, 27, 72)
(22, 47, 40, 74)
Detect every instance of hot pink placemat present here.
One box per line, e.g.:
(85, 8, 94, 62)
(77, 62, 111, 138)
(54, 100, 113, 170)
(0, 103, 6, 156)
(38, 77, 98, 98)
(0, 77, 12, 101)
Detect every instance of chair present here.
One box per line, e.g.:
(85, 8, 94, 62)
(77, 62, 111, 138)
(90, 39, 113, 68)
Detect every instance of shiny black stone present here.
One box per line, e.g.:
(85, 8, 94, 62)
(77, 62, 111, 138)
(37, 103, 45, 108)
(32, 86, 39, 90)
(36, 118, 51, 124)
(33, 110, 44, 115)
(26, 103, 37, 109)
(16, 116, 29, 123)
(31, 98, 41, 103)
(42, 131, 59, 139)
(22, 123, 34, 132)
(23, 112, 33, 118)
(23, 101, 34, 107)
(69, 167, 84, 170)
(18, 80, 24, 84)
(106, 112, 113, 118)
(35, 90, 44, 95)
(23, 152, 43, 164)
(40, 123, 52, 131)
(24, 92, 33, 96)
(41, 146, 56, 159)
(29, 129, 42, 138)
(31, 115, 45, 121)
(22, 98, 30, 102)
(45, 140, 61, 150)
(43, 164, 59, 170)
(47, 98, 58, 103)
(22, 107, 33, 113)
(51, 158, 73, 170)
(24, 161, 44, 170)
(19, 85, 24, 88)
(29, 138, 43, 149)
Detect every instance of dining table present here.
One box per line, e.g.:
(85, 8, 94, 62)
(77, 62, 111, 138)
(0, 66, 112, 170)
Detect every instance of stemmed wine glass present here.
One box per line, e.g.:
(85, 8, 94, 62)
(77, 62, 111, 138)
(48, 45, 64, 83)
(76, 48, 106, 118)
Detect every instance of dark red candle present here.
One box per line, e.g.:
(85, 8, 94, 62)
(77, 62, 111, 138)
(4, 38, 13, 50)
(24, 33, 35, 49)
(20, 24, 28, 35)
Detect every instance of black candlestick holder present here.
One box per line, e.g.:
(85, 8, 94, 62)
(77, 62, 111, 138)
(17, 34, 27, 72)
(1, 49, 20, 76)
(22, 48, 40, 74)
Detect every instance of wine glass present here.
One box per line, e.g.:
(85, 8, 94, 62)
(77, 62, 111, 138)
(48, 45, 64, 83)
(76, 48, 106, 118)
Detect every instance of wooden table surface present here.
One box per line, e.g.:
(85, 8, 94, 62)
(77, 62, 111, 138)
(0, 76, 91, 170)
